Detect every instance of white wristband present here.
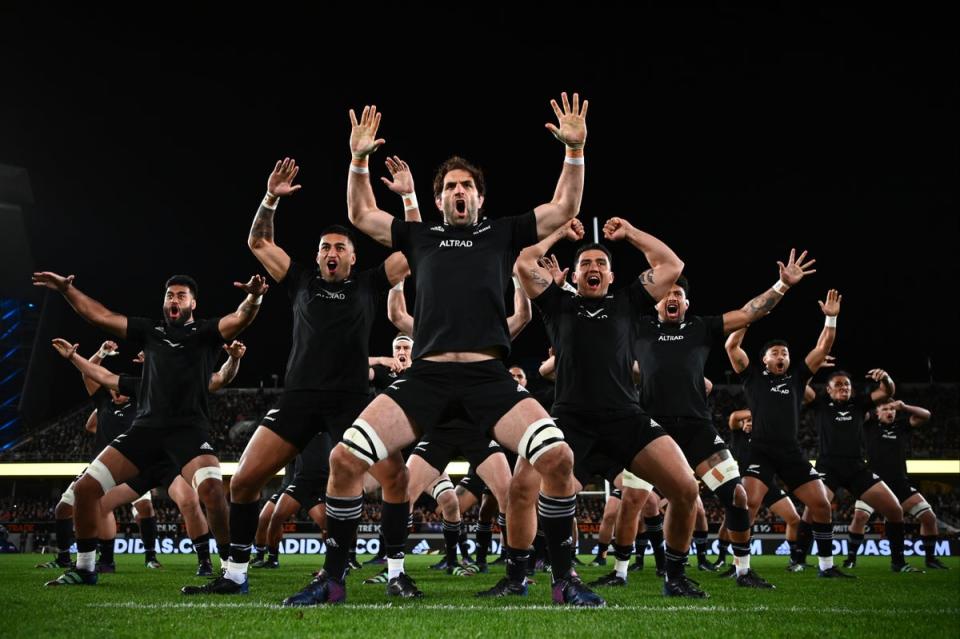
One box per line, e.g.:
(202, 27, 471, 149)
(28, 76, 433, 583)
(564, 156, 585, 166)
(512, 275, 520, 289)
(772, 279, 789, 294)
(349, 164, 369, 175)
(401, 192, 419, 211)
(562, 281, 578, 294)
(824, 315, 837, 328)
(261, 192, 278, 210)
(96, 348, 118, 359)
(250, 295, 263, 306)
(392, 281, 404, 291)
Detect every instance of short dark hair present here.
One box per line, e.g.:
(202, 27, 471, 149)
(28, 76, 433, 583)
(760, 339, 790, 360)
(319, 224, 355, 245)
(574, 243, 613, 267)
(827, 370, 853, 385)
(674, 274, 690, 297)
(508, 364, 526, 373)
(165, 275, 198, 297)
(432, 156, 486, 201)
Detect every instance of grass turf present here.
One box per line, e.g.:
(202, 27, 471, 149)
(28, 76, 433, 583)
(4, 553, 958, 638)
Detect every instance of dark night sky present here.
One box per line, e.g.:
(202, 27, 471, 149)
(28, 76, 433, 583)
(2, 5, 957, 426)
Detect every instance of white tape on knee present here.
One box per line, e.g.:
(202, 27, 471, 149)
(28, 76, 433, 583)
(341, 418, 389, 466)
(701, 458, 741, 491)
(60, 483, 76, 507)
(621, 469, 653, 491)
(191, 466, 223, 490)
(431, 478, 456, 501)
(908, 500, 932, 518)
(517, 418, 565, 464)
(854, 499, 875, 516)
(85, 460, 116, 494)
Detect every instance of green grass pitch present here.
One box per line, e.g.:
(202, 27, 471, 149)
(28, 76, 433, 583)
(4, 554, 959, 638)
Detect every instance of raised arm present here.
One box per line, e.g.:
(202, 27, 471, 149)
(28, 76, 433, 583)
(32, 272, 128, 338)
(85, 409, 98, 434)
(803, 385, 816, 404)
(865, 368, 896, 403)
(537, 253, 577, 293)
(534, 92, 588, 238)
(218, 275, 269, 341)
(728, 409, 752, 430)
(82, 341, 118, 396)
(387, 281, 414, 336)
(347, 105, 396, 246)
(507, 272, 533, 340)
(382, 156, 421, 223)
(539, 348, 557, 382)
(51, 338, 121, 392)
(208, 341, 246, 392)
(602, 217, 684, 302)
(248, 158, 298, 282)
(722, 249, 817, 333)
(516, 218, 585, 299)
(891, 400, 932, 427)
(725, 326, 750, 374)
(804, 289, 841, 373)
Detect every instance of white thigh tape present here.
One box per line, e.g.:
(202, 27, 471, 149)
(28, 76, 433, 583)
(85, 460, 116, 494)
(621, 470, 653, 491)
(517, 418, 565, 464)
(342, 418, 389, 466)
(854, 499, 875, 516)
(192, 466, 223, 490)
(701, 458, 741, 491)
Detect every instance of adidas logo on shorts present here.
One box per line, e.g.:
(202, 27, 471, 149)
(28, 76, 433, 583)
(809, 467, 818, 476)
(517, 384, 529, 393)
(747, 464, 760, 472)
(200, 442, 214, 451)
(713, 435, 724, 445)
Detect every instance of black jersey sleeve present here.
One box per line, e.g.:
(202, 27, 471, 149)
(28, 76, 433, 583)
(391, 218, 414, 255)
(361, 262, 392, 294)
(117, 374, 141, 398)
(509, 211, 539, 256)
(532, 282, 564, 320)
(125, 317, 152, 346)
(199, 317, 225, 345)
(704, 315, 725, 344)
(283, 260, 309, 302)
(626, 279, 658, 317)
(798, 359, 815, 386)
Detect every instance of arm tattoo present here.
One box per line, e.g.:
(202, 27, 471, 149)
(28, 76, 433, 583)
(743, 290, 781, 319)
(238, 300, 256, 317)
(529, 269, 551, 290)
(249, 205, 276, 242)
(639, 269, 655, 286)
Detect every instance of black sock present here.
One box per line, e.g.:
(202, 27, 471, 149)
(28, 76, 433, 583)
(98, 538, 115, 564)
(55, 517, 74, 563)
(664, 544, 688, 580)
(644, 515, 665, 571)
(921, 535, 937, 562)
(813, 521, 833, 558)
(139, 516, 157, 560)
(442, 519, 461, 566)
(731, 541, 750, 571)
(596, 541, 610, 558)
(694, 529, 708, 562)
(268, 546, 279, 561)
(613, 543, 633, 562)
(476, 522, 492, 564)
(533, 529, 548, 562)
(376, 530, 387, 559)
(538, 493, 577, 581)
(634, 532, 648, 564)
(323, 496, 363, 582)
(219, 545, 230, 562)
(253, 545, 266, 562)
(348, 546, 357, 564)
(77, 537, 98, 570)
(847, 533, 864, 561)
(506, 546, 530, 583)
(497, 513, 508, 553)
(886, 521, 905, 565)
(717, 537, 730, 563)
(458, 522, 471, 559)
(796, 521, 813, 561)
(381, 501, 409, 561)
(193, 533, 212, 563)
(228, 502, 260, 564)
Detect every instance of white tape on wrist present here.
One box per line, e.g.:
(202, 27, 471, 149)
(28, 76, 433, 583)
(825, 315, 837, 328)
(97, 348, 118, 359)
(261, 192, 278, 210)
(564, 155, 585, 166)
(392, 281, 404, 292)
(350, 163, 369, 175)
(250, 295, 263, 306)
(772, 280, 789, 294)
(401, 192, 419, 211)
